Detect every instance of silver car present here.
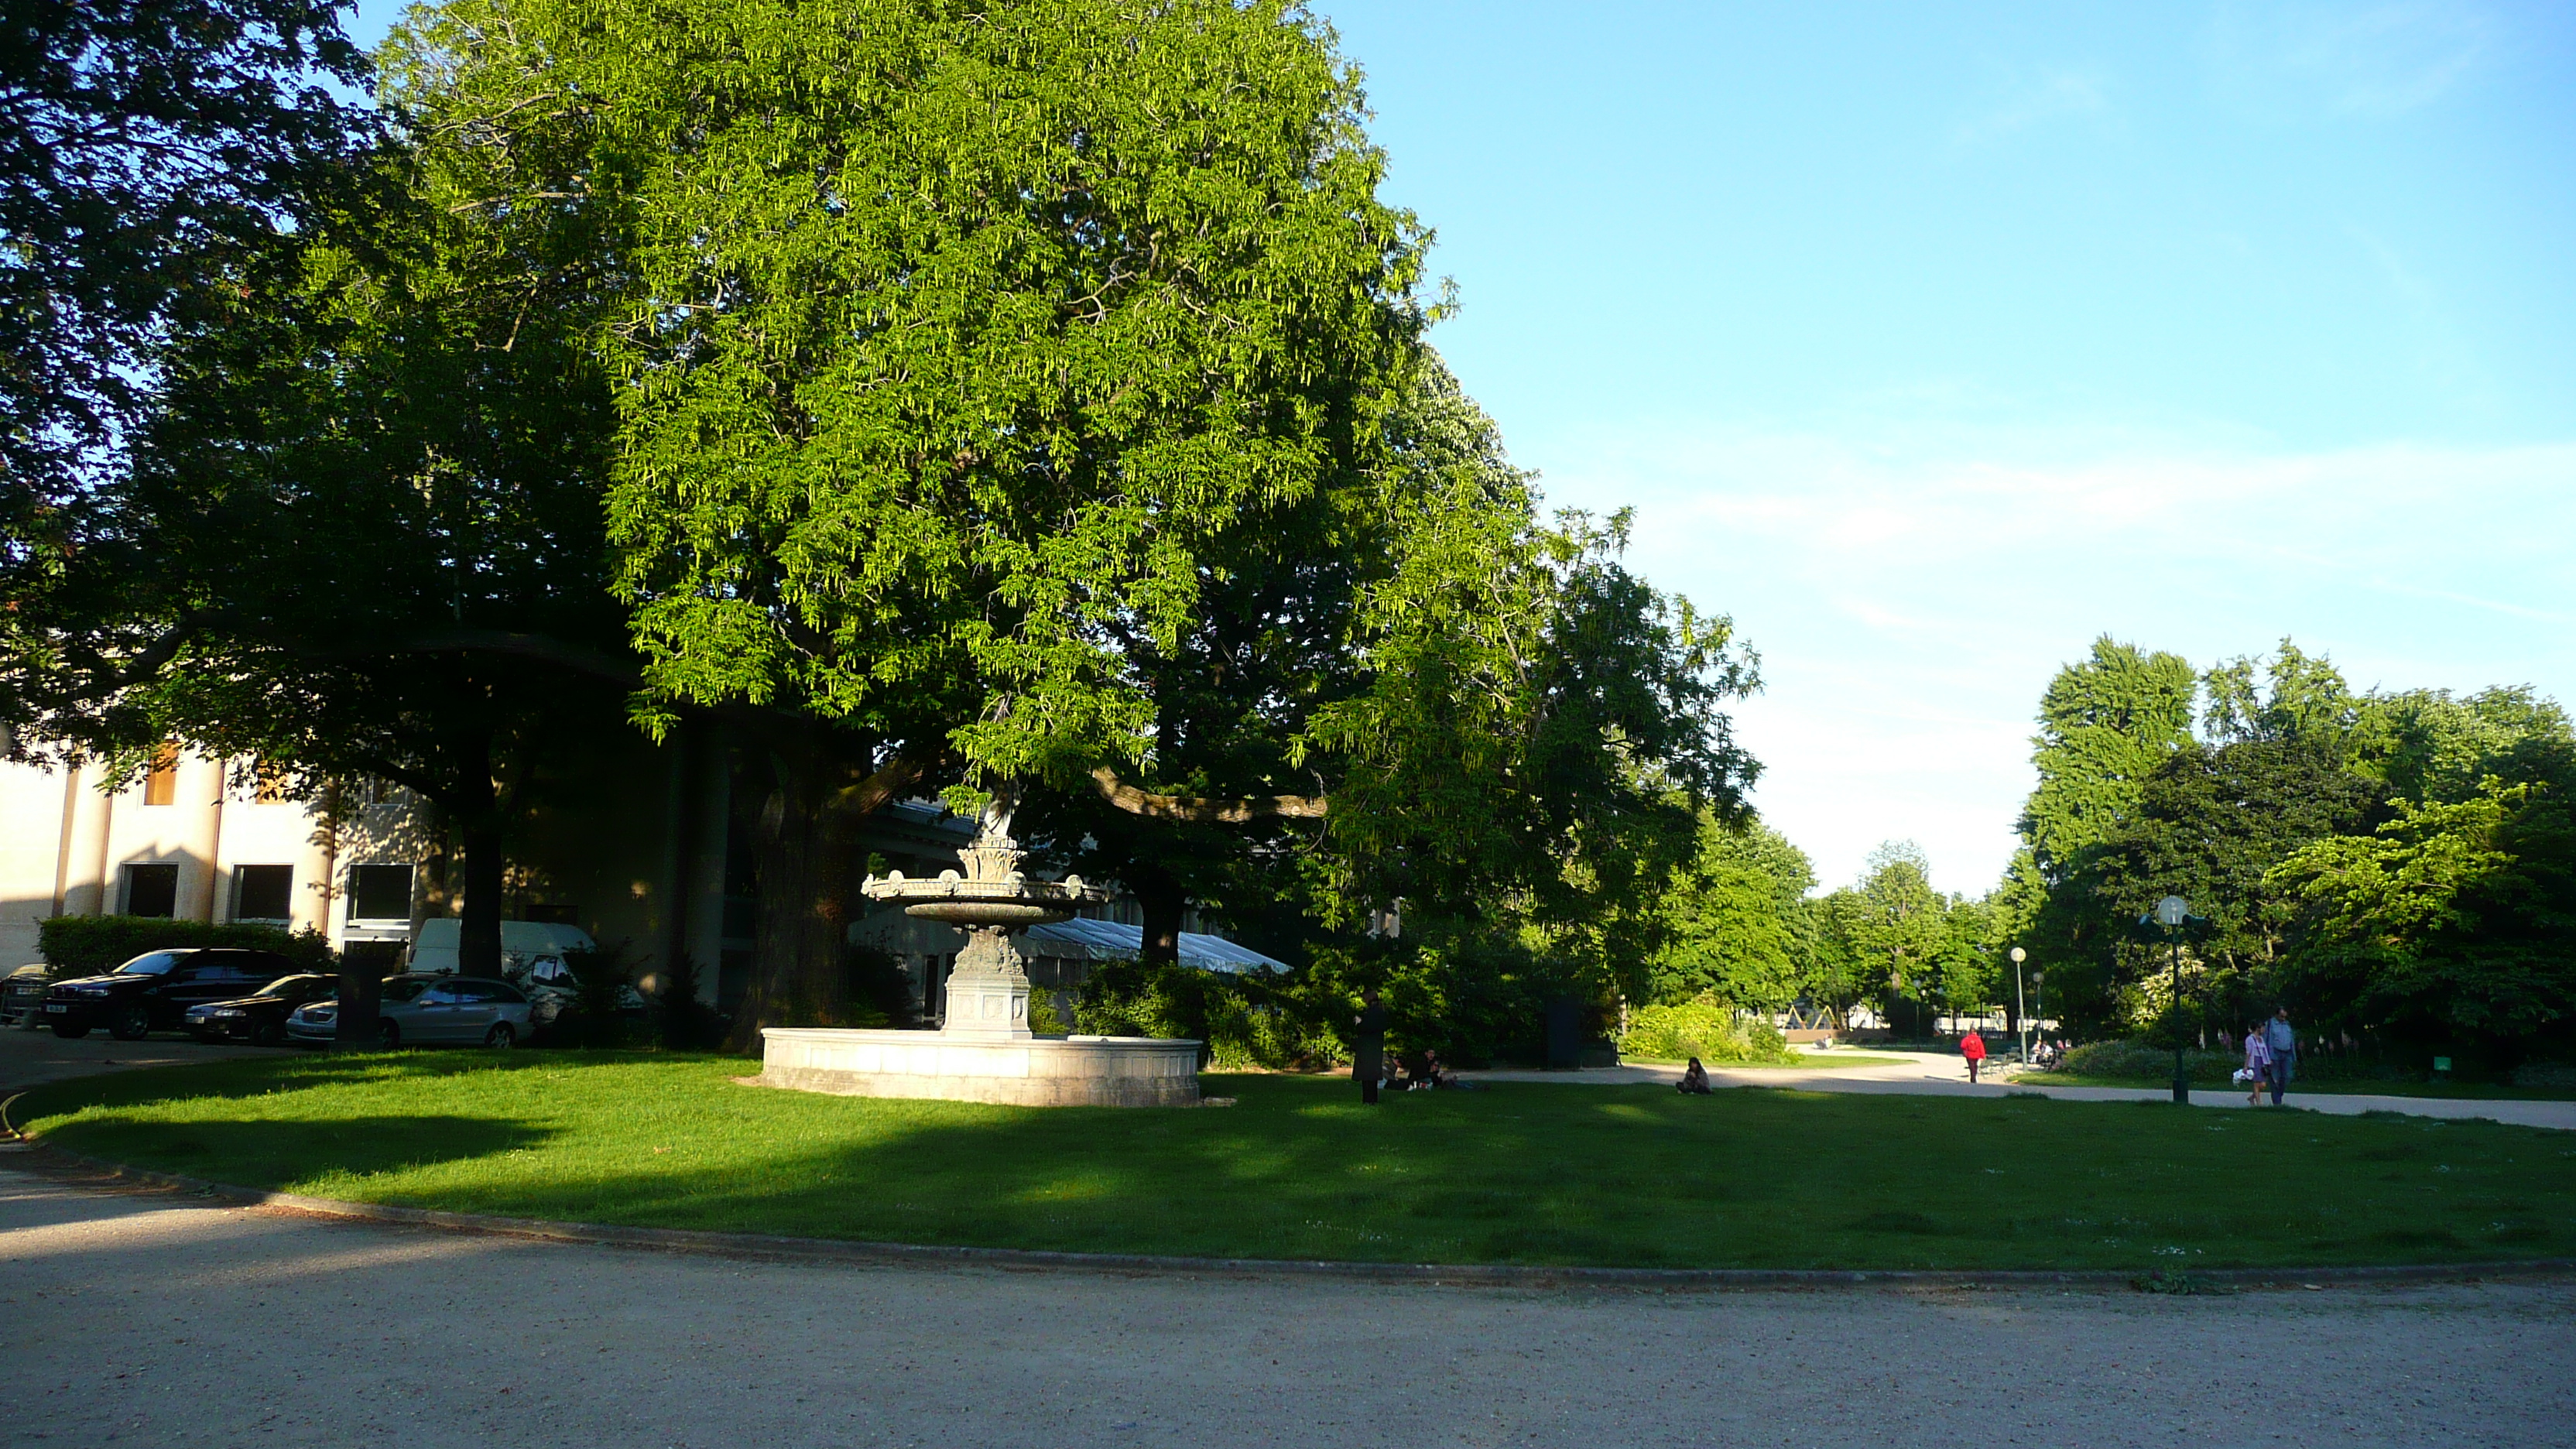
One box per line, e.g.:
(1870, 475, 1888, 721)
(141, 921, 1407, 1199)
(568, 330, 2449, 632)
(286, 975, 533, 1050)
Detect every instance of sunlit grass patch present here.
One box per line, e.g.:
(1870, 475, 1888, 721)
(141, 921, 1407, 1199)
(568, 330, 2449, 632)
(17, 1051, 2576, 1271)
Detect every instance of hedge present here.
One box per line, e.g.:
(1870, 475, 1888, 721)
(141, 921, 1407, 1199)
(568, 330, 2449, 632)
(36, 916, 337, 977)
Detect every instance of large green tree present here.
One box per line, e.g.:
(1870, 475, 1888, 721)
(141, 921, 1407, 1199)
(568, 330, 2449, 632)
(2017, 635, 2198, 882)
(1, 0, 367, 555)
(398, 0, 1758, 1039)
(2273, 783, 2576, 1063)
(1644, 814, 1815, 1011)
(4, 23, 631, 994)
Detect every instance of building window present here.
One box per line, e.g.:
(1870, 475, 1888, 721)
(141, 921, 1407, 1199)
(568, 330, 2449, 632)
(234, 865, 294, 922)
(142, 745, 179, 807)
(122, 862, 180, 918)
(346, 864, 413, 923)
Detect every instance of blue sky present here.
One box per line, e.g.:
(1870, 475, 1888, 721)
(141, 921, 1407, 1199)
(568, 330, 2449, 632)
(1313, 0, 2576, 892)
(350, 1, 2576, 894)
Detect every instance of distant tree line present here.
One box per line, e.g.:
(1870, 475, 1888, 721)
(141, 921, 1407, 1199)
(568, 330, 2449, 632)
(2006, 635, 2575, 1074)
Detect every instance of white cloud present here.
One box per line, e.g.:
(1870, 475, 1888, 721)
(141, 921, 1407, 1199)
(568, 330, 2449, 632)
(1530, 420, 2576, 893)
(2206, 2, 2497, 118)
(1951, 67, 2114, 149)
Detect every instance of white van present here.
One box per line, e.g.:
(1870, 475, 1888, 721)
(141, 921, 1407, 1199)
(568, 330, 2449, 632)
(409, 919, 598, 981)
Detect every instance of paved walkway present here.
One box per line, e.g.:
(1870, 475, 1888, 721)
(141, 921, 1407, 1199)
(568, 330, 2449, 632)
(0, 1019, 289, 1098)
(3, 1163, 2570, 1449)
(1463, 1050, 2576, 1131)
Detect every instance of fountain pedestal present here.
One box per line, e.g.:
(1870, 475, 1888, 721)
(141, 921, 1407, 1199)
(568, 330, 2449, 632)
(756, 798, 1202, 1108)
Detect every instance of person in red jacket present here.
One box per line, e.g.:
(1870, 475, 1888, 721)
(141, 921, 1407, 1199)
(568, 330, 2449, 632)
(1960, 1029, 1988, 1084)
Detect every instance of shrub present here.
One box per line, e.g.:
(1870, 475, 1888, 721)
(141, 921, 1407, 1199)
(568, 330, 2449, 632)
(38, 916, 334, 977)
(650, 954, 725, 1050)
(1619, 997, 1797, 1065)
(2060, 1039, 2243, 1083)
(1074, 959, 1339, 1070)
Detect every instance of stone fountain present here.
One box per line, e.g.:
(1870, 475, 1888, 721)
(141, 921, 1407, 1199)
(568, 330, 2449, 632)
(757, 793, 1203, 1107)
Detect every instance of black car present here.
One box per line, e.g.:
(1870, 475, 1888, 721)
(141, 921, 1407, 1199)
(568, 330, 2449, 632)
(2, 964, 49, 1025)
(43, 948, 303, 1040)
(182, 972, 341, 1047)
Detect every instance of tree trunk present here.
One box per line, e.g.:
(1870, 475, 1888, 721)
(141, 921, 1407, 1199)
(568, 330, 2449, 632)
(1132, 868, 1187, 968)
(333, 961, 382, 1050)
(724, 743, 861, 1050)
(457, 814, 506, 980)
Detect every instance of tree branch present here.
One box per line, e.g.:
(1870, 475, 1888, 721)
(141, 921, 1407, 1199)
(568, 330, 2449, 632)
(1090, 766, 1327, 823)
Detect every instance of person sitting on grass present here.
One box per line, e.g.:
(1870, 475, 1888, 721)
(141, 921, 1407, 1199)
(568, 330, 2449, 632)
(1677, 1057, 1713, 1094)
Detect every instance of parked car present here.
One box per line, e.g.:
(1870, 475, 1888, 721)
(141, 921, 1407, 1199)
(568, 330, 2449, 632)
(183, 973, 341, 1047)
(287, 975, 531, 1050)
(2, 964, 50, 1026)
(43, 948, 303, 1040)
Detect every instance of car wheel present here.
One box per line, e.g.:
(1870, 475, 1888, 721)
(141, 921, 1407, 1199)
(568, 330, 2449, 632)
(377, 1019, 401, 1050)
(483, 1022, 516, 1050)
(108, 1003, 150, 1040)
(51, 1022, 90, 1039)
(251, 1020, 286, 1048)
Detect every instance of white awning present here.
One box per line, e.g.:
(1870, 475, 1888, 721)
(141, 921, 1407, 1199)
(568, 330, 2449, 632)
(1019, 917, 1287, 975)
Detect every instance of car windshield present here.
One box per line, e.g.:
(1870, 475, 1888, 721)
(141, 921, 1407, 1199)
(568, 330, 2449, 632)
(257, 975, 328, 999)
(113, 952, 185, 976)
(380, 978, 430, 1003)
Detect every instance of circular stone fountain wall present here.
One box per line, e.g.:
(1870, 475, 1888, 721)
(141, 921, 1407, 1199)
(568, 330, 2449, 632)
(755, 793, 1203, 1108)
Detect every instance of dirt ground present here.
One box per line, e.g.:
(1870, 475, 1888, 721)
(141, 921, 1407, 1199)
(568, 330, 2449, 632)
(3, 1165, 2569, 1449)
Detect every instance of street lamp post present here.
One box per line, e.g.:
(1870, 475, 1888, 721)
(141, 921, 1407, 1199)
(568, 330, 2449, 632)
(2010, 946, 2028, 1065)
(2152, 895, 2191, 1104)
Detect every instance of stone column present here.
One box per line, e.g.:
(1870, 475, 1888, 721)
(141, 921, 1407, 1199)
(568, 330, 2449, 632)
(59, 764, 115, 918)
(939, 926, 1033, 1040)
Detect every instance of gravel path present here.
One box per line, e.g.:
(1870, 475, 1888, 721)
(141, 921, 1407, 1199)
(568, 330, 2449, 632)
(1465, 1053, 2576, 1131)
(5, 1164, 2570, 1448)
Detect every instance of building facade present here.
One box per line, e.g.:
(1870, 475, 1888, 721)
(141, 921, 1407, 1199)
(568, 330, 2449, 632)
(1, 725, 1272, 1019)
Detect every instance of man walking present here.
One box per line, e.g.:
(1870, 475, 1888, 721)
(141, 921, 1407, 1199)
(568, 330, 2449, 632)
(2262, 1007, 2297, 1106)
(1352, 989, 1387, 1105)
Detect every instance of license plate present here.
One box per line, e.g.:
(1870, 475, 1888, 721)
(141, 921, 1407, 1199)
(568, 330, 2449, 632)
(45, 1004, 67, 1013)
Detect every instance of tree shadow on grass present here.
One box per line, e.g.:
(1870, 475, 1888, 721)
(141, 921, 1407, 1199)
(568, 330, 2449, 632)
(39, 1114, 556, 1192)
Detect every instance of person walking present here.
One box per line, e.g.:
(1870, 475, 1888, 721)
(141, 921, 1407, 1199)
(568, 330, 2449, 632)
(1960, 1028, 1988, 1084)
(1352, 989, 1388, 1105)
(2262, 1007, 2297, 1106)
(2241, 1022, 2273, 1106)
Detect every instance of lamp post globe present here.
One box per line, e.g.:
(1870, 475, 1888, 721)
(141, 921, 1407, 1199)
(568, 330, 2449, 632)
(2009, 946, 2028, 1066)
(2147, 896, 2191, 1102)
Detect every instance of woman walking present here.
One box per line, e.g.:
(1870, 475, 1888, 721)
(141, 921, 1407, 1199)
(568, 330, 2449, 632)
(1960, 1029, 1988, 1084)
(2241, 1022, 2272, 1106)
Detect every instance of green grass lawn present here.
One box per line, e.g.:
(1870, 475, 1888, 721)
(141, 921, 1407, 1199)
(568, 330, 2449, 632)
(15, 1051, 2576, 1271)
(2014, 1071, 2576, 1101)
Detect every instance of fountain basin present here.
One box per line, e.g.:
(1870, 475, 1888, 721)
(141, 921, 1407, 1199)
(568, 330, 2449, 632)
(759, 1027, 1203, 1108)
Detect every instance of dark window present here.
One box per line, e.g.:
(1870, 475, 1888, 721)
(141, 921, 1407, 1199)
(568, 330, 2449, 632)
(347, 865, 413, 923)
(122, 862, 180, 918)
(451, 980, 516, 1003)
(381, 978, 431, 1003)
(235, 865, 293, 922)
(418, 982, 463, 1005)
(114, 951, 185, 976)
